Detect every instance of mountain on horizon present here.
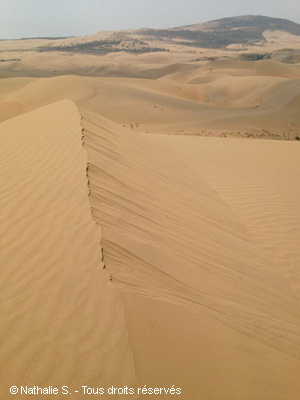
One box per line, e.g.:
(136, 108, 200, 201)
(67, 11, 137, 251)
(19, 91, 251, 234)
(180, 15, 300, 34)
(139, 15, 300, 49)
(4, 15, 300, 61)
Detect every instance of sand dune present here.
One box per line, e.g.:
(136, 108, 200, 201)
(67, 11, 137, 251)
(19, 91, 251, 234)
(2, 59, 299, 138)
(0, 101, 135, 399)
(0, 76, 95, 121)
(169, 136, 300, 294)
(80, 61, 300, 138)
(78, 107, 300, 399)
(1, 56, 300, 399)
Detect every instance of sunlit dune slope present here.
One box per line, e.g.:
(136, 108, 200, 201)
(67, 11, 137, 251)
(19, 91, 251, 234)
(166, 135, 300, 294)
(80, 105, 300, 399)
(0, 76, 95, 122)
(0, 100, 135, 399)
(1, 59, 300, 400)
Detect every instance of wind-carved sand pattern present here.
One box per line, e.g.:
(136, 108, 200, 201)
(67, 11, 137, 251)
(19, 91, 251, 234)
(0, 100, 136, 399)
(80, 106, 300, 398)
(1, 55, 300, 399)
(1, 60, 300, 141)
(168, 136, 300, 295)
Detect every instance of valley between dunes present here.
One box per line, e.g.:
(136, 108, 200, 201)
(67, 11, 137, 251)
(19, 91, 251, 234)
(1, 58, 300, 400)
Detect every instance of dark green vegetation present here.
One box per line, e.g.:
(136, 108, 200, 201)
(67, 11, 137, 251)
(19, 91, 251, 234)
(36, 39, 168, 55)
(0, 58, 21, 62)
(240, 53, 271, 61)
(140, 28, 263, 48)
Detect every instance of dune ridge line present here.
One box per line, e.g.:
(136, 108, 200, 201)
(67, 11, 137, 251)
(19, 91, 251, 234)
(0, 99, 137, 398)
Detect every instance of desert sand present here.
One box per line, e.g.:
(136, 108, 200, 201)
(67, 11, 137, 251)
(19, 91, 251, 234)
(1, 30, 300, 400)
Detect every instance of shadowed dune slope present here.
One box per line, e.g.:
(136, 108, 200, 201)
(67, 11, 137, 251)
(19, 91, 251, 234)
(0, 100, 136, 399)
(80, 106, 300, 399)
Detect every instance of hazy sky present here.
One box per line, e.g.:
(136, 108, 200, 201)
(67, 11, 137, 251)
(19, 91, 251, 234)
(1, 0, 300, 39)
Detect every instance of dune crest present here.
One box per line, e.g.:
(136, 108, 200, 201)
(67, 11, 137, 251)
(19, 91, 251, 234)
(0, 100, 136, 398)
(79, 106, 300, 399)
(1, 51, 300, 399)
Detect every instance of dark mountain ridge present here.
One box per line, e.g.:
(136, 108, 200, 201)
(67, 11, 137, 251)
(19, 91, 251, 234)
(181, 15, 300, 35)
(140, 15, 300, 49)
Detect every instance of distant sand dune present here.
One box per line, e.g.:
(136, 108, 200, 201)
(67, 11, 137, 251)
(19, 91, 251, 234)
(0, 75, 95, 122)
(1, 60, 299, 140)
